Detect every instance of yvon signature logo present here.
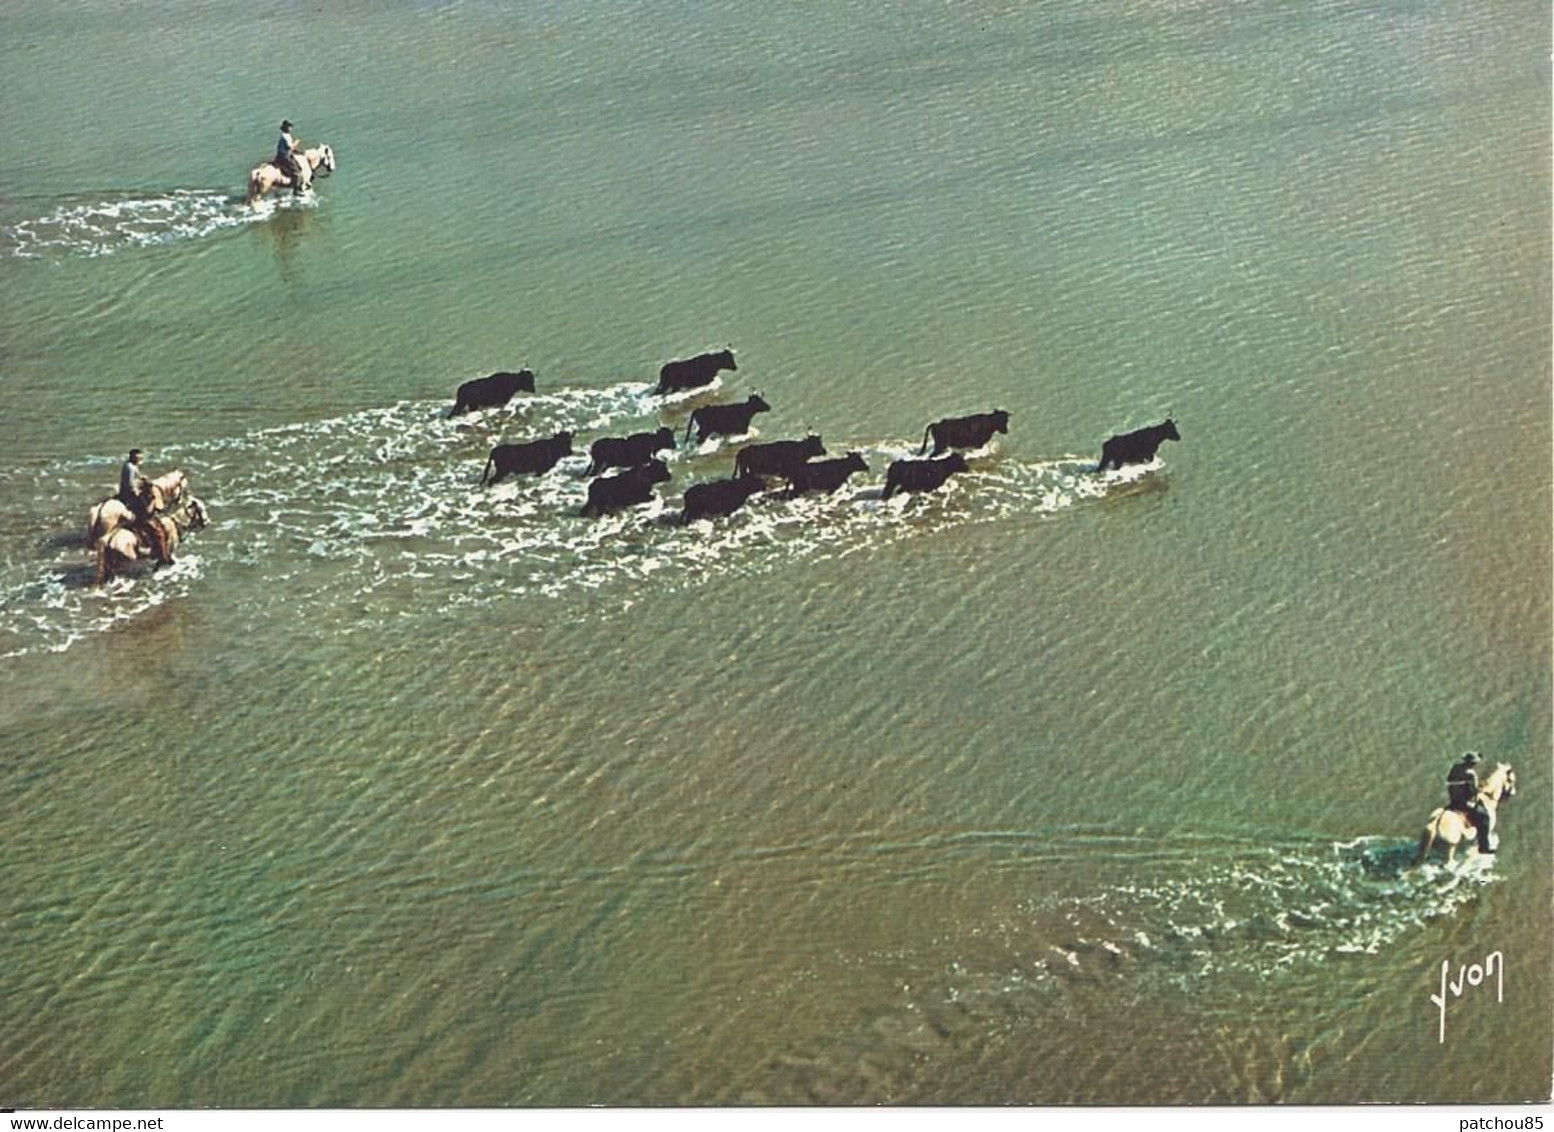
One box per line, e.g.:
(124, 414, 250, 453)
(1430, 950, 1503, 1043)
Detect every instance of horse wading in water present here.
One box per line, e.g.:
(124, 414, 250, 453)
(94, 527, 150, 586)
(1414, 762, 1516, 866)
(246, 143, 336, 207)
(86, 469, 190, 545)
(86, 456, 208, 586)
(93, 496, 208, 585)
(146, 497, 208, 564)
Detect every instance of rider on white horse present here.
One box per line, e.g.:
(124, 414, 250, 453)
(275, 119, 305, 195)
(1445, 751, 1494, 854)
(116, 447, 169, 563)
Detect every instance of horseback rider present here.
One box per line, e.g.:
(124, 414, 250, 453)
(275, 119, 305, 195)
(118, 449, 152, 522)
(1445, 751, 1495, 854)
(117, 448, 170, 564)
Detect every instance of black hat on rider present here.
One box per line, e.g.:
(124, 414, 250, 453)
(1461, 751, 1480, 764)
(280, 119, 294, 131)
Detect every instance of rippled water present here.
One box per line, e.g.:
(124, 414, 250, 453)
(1, 0, 1548, 1108)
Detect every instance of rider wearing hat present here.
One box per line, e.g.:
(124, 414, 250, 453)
(116, 448, 170, 564)
(1445, 751, 1494, 854)
(275, 120, 304, 195)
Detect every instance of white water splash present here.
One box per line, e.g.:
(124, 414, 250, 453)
(5, 189, 285, 259)
(4, 386, 1173, 656)
(1044, 836, 1501, 982)
(0, 552, 205, 660)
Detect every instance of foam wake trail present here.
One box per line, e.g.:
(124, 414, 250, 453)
(5, 189, 279, 259)
(4, 385, 1170, 655)
(745, 834, 1502, 1103)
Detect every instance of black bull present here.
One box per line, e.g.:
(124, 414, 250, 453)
(1095, 419, 1180, 472)
(481, 432, 574, 484)
(685, 394, 771, 444)
(880, 453, 968, 500)
(682, 474, 764, 522)
(655, 349, 737, 395)
(920, 410, 1009, 456)
(580, 459, 672, 518)
(784, 452, 869, 497)
(586, 427, 676, 476)
(734, 436, 825, 481)
(451, 370, 535, 416)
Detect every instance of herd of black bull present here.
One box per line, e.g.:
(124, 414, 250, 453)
(451, 350, 1181, 523)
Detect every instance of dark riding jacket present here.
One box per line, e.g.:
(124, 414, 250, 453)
(1446, 761, 1481, 811)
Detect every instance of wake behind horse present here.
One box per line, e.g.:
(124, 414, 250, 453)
(246, 143, 336, 207)
(1414, 763, 1517, 866)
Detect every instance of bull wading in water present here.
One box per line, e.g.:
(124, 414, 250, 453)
(1095, 419, 1180, 472)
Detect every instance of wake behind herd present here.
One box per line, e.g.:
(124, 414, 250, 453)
(89, 347, 1181, 583)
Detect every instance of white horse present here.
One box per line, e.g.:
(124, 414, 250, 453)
(94, 527, 149, 585)
(246, 143, 336, 206)
(88, 494, 207, 584)
(147, 469, 188, 512)
(1414, 763, 1517, 866)
(140, 496, 208, 568)
(85, 469, 190, 545)
(86, 498, 136, 546)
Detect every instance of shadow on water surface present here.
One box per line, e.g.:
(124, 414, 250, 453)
(251, 201, 320, 284)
